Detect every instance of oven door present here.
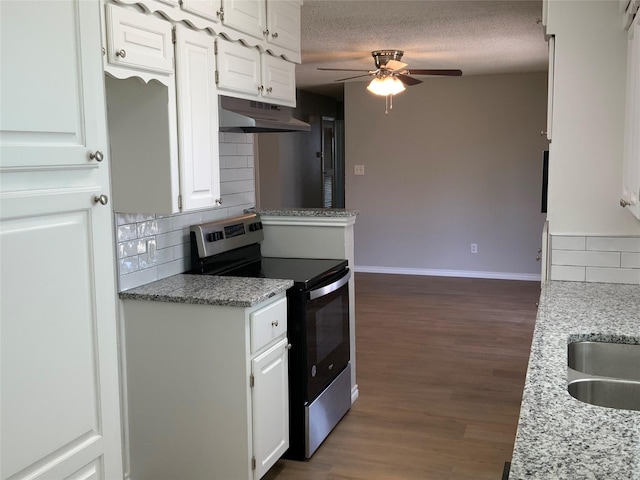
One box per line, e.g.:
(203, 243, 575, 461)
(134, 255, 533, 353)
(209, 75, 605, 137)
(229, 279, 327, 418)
(305, 268, 351, 402)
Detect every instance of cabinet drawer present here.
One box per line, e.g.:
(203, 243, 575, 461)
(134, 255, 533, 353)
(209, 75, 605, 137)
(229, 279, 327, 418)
(105, 4, 174, 74)
(251, 297, 287, 353)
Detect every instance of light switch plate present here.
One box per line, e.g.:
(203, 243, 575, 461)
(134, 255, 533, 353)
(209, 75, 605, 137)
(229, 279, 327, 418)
(354, 165, 365, 175)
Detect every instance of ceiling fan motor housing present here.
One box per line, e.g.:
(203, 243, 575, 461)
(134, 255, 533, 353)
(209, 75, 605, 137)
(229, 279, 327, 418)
(372, 50, 404, 69)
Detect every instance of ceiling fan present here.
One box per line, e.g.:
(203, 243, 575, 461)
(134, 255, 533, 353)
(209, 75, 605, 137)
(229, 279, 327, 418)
(318, 50, 462, 112)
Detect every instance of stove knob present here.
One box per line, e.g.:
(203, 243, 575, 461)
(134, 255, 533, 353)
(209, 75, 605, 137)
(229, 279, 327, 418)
(249, 221, 263, 232)
(206, 231, 224, 242)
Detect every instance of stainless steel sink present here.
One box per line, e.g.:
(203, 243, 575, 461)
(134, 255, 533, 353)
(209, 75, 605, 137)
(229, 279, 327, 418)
(567, 341, 640, 411)
(568, 378, 640, 411)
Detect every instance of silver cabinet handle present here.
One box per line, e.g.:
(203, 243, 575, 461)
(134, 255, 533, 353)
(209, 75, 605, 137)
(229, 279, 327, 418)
(271, 320, 279, 327)
(89, 150, 104, 162)
(116, 49, 126, 58)
(94, 194, 109, 206)
(620, 198, 630, 207)
(266, 87, 273, 93)
(271, 32, 278, 39)
(286, 343, 292, 350)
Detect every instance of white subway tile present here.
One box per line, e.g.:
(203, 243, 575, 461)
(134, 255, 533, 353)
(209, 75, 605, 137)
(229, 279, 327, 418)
(586, 236, 640, 253)
(246, 133, 254, 144)
(551, 236, 586, 250)
(220, 192, 255, 208)
(552, 250, 621, 268)
(158, 258, 190, 279)
(156, 230, 188, 249)
(117, 224, 138, 242)
(549, 265, 586, 282)
(155, 217, 173, 234)
(172, 211, 204, 231)
(221, 155, 249, 169)
(137, 220, 158, 237)
(586, 267, 640, 284)
(202, 208, 229, 223)
(118, 256, 139, 275)
(621, 253, 640, 269)
(138, 250, 157, 269)
(118, 239, 147, 259)
(219, 142, 237, 156)
(156, 246, 175, 265)
(220, 169, 239, 182)
(236, 143, 255, 156)
(237, 167, 254, 181)
(119, 267, 158, 292)
(221, 179, 255, 195)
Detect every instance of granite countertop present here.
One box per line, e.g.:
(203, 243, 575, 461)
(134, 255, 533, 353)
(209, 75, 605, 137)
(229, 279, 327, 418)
(509, 281, 640, 479)
(258, 208, 359, 217)
(119, 274, 293, 308)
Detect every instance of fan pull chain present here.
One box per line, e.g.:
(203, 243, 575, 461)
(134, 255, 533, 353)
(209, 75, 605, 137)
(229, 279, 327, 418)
(384, 94, 394, 114)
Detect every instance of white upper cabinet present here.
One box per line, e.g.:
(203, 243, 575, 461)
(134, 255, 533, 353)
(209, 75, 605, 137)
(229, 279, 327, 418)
(622, 13, 640, 219)
(105, 4, 174, 75)
(174, 25, 221, 211)
(266, 0, 301, 52)
(0, 0, 109, 169)
(217, 37, 296, 106)
(103, 5, 221, 214)
(181, 0, 222, 23)
(223, 0, 266, 40)
(261, 54, 296, 104)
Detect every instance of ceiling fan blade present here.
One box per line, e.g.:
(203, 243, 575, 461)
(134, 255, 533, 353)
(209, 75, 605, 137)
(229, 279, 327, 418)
(385, 59, 408, 71)
(334, 73, 373, 82)
(317, 67, 371, 72)
(396, 74, 423, 86)
(406, 69, 463, 77)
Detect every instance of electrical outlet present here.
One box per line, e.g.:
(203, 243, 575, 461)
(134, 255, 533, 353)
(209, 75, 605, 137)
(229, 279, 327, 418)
(471, 243, 478, 254)
(354, 165, 365, 175)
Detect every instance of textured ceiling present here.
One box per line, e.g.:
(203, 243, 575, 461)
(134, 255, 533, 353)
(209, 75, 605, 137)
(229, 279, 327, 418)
(296, 0, 549, 98)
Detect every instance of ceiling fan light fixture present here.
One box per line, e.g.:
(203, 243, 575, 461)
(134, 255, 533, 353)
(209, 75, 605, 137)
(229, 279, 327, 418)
(366, 76, 406, 96)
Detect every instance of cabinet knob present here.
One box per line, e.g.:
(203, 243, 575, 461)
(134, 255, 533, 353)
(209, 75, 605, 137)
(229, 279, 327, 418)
(94, 194, 109, 206)
(89, 150, 104, 162)
(536, 255, 541, 261)
(271, 320, 279, 327)
(116, 49, 126, 58)
(258, 85, 264, 92)
(620, 198, 630, 207)
(263, 29, 269, 36)
(215, 198, 223, 205)
(286, 343, 292, 350)
(271, 32, 279, 39)
(540, 130, 547, 136)
(266, 87, 273, 93)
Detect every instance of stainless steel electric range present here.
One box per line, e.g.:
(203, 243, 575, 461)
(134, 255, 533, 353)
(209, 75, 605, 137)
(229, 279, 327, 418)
(190, 213, 351, 459)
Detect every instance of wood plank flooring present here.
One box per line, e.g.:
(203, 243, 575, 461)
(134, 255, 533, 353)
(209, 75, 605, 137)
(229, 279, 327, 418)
(263, 273, 540, 480)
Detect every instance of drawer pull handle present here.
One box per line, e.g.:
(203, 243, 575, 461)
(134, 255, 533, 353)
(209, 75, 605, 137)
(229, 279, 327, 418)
(271, 320, 279, 327)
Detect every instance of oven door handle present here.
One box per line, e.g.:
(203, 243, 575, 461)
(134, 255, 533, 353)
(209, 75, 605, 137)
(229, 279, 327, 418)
(309, 269, 351, 300)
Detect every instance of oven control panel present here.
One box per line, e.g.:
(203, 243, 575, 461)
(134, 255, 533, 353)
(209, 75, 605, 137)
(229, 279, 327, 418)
(190, 213, 264, 258)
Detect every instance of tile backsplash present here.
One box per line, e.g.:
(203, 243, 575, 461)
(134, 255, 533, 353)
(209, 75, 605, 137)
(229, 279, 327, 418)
(115, 132, 255, 291)
(550, 235, 640, 284)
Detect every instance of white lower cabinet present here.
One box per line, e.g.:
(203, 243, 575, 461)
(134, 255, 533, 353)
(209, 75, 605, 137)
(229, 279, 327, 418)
(121, 294, 289, 480)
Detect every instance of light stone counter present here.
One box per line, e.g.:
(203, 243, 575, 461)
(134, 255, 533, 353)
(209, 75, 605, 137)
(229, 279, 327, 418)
(509, 281, 640, 479)
(258, 208, 359, 218)
(118, 274, 293, 308)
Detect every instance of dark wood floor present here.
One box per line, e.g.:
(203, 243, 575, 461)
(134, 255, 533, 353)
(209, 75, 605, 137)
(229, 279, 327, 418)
(263, 273, 540, 480)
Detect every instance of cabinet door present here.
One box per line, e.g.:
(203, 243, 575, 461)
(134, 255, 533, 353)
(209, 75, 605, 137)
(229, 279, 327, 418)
(251, 338, 289, 480)
(266, 0, 300, 52)
(261, 54, 296, 106)
(223, 0, 266, 40)
(0, 1, 108, 169)
(175, 25, 221, 211)
(216, 38, 262, 97)
(105, 4, 174, 75)
(181, 0, 222, 22)
(546, 36, 555, 142)
(1, 190, 122, 480)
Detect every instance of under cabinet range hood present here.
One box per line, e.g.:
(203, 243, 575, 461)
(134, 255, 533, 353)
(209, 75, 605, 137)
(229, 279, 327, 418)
(218, 95, 310, 133)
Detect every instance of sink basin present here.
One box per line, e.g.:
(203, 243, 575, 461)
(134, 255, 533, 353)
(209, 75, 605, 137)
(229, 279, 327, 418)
(567, 341, 640, 411)
(568, 341, 640, 381)
(568, 378, 640, 411)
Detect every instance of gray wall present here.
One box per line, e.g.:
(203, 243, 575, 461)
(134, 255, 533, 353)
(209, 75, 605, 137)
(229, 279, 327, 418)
(345, 72, 548, 279)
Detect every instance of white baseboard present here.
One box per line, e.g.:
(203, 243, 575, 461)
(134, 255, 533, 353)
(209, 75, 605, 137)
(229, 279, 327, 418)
(354, 265, 541, 282)
(351, 385, 359, 404)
